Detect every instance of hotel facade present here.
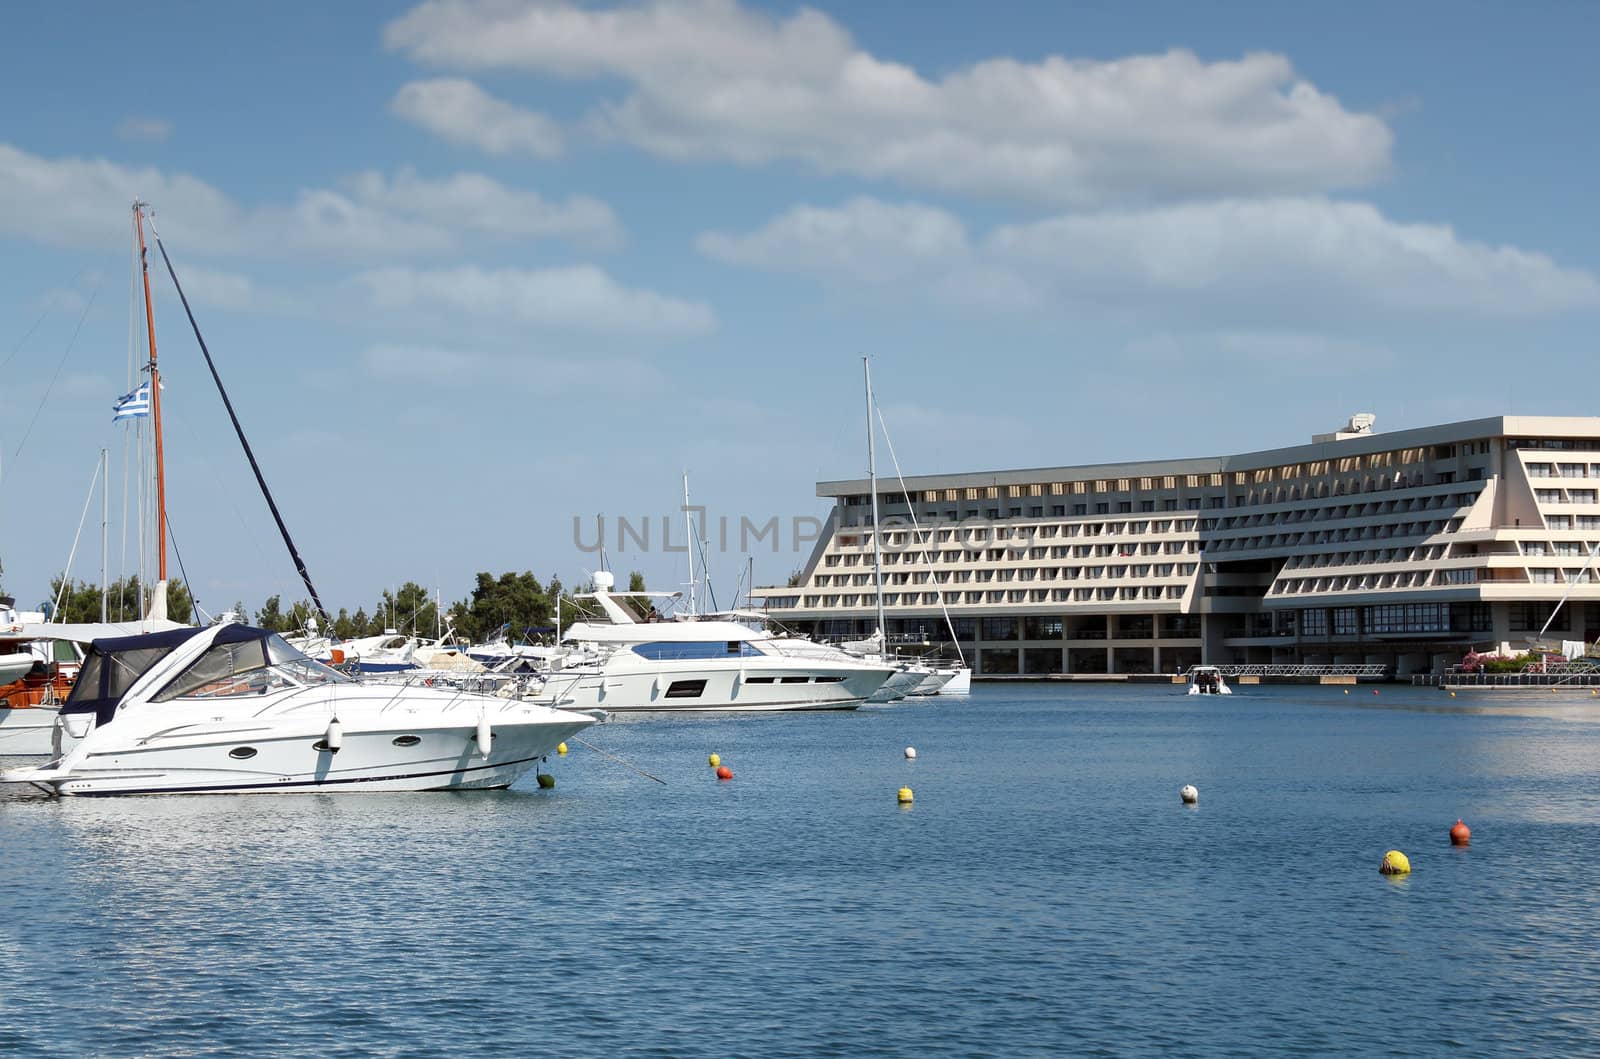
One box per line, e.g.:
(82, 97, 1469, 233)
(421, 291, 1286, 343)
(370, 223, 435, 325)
(756, 416, 1600, 677)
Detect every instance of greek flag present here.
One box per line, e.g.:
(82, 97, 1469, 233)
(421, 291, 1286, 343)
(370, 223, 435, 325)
(112, 383, 151, 422)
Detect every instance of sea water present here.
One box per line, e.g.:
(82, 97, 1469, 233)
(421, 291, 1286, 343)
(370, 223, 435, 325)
(3, 683, 1599, 1056)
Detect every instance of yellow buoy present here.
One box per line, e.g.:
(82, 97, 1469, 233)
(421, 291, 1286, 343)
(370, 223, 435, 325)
(709, 753, 721, 768)
(557, 742, 568, 756)
(1380, 849, 1411, 875)
(897, 786, 914, 804)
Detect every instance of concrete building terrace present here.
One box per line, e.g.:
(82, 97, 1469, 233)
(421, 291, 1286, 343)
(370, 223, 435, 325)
(756, 415, 1600, 678)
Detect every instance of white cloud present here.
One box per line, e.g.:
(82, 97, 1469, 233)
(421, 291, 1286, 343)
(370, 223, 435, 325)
(354, 265, 717, 337)
(347, 167, 621, 249)
(156, 264, 263, 311)
(385, 0, 1392, 205)
(117, 117, 173, 143)
(390, 78, 564, 157)
(363, 343, 667, 391)
(700, 195, 1600, 315)
(0, 144, 618, 258)
(987, 197, 1600, 314)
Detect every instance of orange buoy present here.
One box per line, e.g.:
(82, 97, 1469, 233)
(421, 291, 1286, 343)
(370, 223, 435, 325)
(715, 765, 733, 781)
(1450, 819, 1471, 846)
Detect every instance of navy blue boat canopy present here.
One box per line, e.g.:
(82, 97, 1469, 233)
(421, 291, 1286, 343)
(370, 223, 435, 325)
(64, 624, 275, 725)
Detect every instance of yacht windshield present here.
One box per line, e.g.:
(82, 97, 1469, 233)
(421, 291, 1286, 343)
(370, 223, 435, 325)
(155, 632, 351, 701)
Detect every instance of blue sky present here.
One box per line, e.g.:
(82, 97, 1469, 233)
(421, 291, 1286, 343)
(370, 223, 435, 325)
(3, 0, 1598, 619)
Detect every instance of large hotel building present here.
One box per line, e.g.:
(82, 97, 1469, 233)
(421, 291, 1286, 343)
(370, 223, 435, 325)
(756, 416, 1600, 677)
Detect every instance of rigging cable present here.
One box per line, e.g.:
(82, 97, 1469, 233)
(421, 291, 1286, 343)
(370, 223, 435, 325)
(163, 512, 200, 625)
(150, 222, 333, 627)
(873, 396, 968, 668)
(10, 278, 102, 464)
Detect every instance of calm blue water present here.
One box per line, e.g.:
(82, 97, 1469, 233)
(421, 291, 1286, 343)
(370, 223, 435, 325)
(4, 683, 1600, 1057)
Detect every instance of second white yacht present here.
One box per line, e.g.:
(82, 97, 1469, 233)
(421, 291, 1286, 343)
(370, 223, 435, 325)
(548, 573, 894, 712)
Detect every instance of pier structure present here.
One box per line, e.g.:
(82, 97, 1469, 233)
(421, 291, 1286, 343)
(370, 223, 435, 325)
(757, 415, 1600, 678)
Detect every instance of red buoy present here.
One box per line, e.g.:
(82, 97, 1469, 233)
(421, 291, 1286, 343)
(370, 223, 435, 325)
(1450, 819, 1471, 846)
(716, 765, 733, 781)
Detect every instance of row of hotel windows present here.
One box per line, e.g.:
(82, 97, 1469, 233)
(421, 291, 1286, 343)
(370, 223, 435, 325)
(821, 541, 1199, 570)
(955, 615, 1202, 640)
(804, 586, 1189, 607)
(1299, 603, 1493, 636)
(1202, 491, 1480, 532)
(845, 442, 1600, 516)
(1533, 489, 1600, 504)
(1525, 462, 1600, 477)
(1208, 519, 1461, 554)
(814, 562, 1198, 588)
(803, 615, 1204, 640)
(1273, 570, 1478, 594)
(844, 518, 1199, 549)
(846, 441, 1500, 510)
(1284, 545, 1450, 570)
(852, 480, 1468, 524)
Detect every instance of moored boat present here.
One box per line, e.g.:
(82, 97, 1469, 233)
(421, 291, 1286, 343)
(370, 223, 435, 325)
(1, 622, 599, 796)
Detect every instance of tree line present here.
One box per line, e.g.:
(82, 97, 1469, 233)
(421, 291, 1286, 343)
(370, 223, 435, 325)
(9, 568, 653, 644)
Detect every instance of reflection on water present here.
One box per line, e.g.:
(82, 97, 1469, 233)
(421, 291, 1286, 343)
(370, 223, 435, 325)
(5, 684, 1600, 1056)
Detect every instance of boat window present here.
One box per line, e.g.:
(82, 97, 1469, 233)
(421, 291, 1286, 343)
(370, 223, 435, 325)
(228, 746, 258, 760)
(633, 641, 762, 661)
(814, 676, 846, 683)
(392, 735, 421, 747)
(780, 676, 809, 684)
(156, 633, 350, 701)
(744, 676, 775, 684)
(665, 679, 707, 698)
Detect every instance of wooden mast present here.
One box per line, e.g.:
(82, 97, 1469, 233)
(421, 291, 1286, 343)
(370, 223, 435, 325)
(134, 201, 168, 599)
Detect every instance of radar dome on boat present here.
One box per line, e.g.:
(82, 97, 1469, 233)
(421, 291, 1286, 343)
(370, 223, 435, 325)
(593, 570, 616, 591)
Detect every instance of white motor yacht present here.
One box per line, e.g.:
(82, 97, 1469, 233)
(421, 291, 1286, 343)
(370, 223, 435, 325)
(1, 622, 600, 796)
(549, 573, 893, 713)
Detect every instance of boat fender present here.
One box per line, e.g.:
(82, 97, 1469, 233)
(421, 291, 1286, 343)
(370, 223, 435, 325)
(476, 715, 492, 757)
(324, 717, 343, 753)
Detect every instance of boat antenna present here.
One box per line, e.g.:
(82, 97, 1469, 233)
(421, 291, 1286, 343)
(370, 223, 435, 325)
(149, 216, 333, 627)
(863, 356, 887, 651)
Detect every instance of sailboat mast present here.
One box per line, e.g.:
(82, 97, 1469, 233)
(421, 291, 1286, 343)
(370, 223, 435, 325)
(134, 201, 167, 586)
(683, 471, 696, 614)
(864, 356, 886, 645)
(100, 447, 109, 623)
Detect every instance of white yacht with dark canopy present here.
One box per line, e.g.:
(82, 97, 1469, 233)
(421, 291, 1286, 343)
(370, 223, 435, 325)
(549, 572, 894, 712)
(1, 622, 599, 796)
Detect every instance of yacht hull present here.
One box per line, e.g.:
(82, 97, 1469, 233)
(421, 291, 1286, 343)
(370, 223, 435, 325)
(0, 706, 59, 756)
(552, 661, 889, 713)
(939, 668, 972, 694)
(22, 718, 592, 796)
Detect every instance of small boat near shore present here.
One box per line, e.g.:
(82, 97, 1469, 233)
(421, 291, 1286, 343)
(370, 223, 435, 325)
(1187, 665, 1232, 695)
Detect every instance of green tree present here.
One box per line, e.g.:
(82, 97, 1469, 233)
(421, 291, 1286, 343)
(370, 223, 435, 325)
(255, 595, 286, 632)
(452, 571, 552, 642)
(48, 576, 192, 624)
(622, 570, 653, 620)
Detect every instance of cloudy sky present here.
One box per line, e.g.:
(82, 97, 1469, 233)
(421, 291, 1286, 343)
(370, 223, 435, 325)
(3, 0, 1597, 617)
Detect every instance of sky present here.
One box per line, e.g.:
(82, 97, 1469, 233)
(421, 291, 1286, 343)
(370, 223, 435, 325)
(3, 0, 1599, 620)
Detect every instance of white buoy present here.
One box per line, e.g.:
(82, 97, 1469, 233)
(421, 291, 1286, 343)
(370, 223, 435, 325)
(476, 715, 492, 758)
(904, 746, 917, 760)
(1180, 784, 1198, 805)
(323, 717, 343, 754)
